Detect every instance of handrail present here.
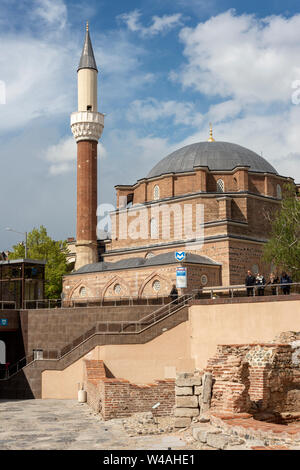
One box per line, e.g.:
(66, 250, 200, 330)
(0, 301, 16, 310)
(1, 295, 193, 379)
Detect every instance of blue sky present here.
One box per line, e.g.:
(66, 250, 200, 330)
(0, 0, 300, 249)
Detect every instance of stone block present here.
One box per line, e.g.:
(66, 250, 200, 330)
(174, 408, 200, 418)
(192, 426, 217, 443)
(200, 402, 210, 415)
(194, 385, 203, 396)
(176, 376, 202, 387)
(206, 432, 231, 450)
(174, 417, 192, 428)
(175, 386, 193, 396)
(176, 396, 199, 408)
(202, 373, 213, 404)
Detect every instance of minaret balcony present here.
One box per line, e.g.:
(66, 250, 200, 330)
(71, 111, 104, 143)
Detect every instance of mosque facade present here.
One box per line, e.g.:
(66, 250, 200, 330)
(62, 26, 296, 303)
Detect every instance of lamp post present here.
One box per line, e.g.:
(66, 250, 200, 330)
(5, 228, 28, 258)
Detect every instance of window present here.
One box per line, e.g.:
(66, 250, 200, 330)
(252, 265, 259, 275)
(114, 284, 122, 295)
(152, 280, 161, 292)
(87, 105, 92, 111)
(150, 218, 158, 239)
(217, 179, 225, 193)
(79, 286, 86, 297)
(277, 185, 282, 200)
(153, 185, 160, 201)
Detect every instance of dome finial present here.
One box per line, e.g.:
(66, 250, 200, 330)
(208, 122, 215, 142)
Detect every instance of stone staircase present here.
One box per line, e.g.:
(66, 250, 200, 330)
(0, 296, 192, 399)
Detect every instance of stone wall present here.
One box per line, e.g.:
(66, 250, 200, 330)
(174, 371, 214, 428)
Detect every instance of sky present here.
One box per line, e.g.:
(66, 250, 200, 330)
(1, 0, 300, 249)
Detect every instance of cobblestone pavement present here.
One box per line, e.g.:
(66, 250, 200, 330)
(0, 399, 192, 450)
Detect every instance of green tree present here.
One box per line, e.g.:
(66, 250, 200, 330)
(9, 225, 69, 298)
(263, 183, 300, 281)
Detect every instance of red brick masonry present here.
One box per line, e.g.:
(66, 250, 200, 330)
(85, 360, 175, 420)
(210, 412, 300, 448)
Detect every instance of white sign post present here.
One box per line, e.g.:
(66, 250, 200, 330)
(176, 267, 187, 288)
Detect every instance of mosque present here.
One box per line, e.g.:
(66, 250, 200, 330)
(62, 25, 296, 304)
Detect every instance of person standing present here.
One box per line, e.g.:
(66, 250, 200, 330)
(267, 273, 279, 295)
(256, 273, 266, 296)
(280, 272, 292, 295)
(245, 270, 256, 296)
(170, 284, 178, 304)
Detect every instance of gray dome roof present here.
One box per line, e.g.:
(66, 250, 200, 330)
(146, 141, 278, 179)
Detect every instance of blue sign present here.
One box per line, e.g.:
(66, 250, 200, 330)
(0, 319, 8, 326)
(176, 267, 187, 288)
(175, 251, 186, 262)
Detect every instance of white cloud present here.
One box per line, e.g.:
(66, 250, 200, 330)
(167, 10, 300, 183)
(127, 97, 203, 126)
(172, 10, 300, 105)
(118, 10, 183, 37)
(33, 0, 67, 29)
(44, 136, 107, 175)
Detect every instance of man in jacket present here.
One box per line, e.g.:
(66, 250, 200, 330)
(245, 270, 256, 296)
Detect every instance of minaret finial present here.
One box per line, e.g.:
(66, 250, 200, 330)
(208, 122, 215, 142)
(86, 21, 89, 32)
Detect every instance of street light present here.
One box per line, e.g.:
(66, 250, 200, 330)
(5, 227, 28, 258)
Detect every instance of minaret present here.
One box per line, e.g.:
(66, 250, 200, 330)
(71, 23, 104, 270)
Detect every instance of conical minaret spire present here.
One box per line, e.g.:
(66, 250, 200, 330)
(71, 24, 105, 270)
(78, 22, 98, 72)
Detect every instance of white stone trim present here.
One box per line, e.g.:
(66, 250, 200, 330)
(71, 111, 104, 142)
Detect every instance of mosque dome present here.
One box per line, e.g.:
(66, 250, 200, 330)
(146, 141, 278, 179)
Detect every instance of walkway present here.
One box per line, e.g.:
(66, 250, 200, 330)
(0, 399, 189, 450)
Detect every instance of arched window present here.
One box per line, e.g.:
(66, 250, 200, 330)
(153, 185, 160, 201)
(217, 179, 225, 193)
(277, 184, 282, 200)
(79, 286, 86, 297)
(114, 284, 122, 295)
(150, 218, 158, 239)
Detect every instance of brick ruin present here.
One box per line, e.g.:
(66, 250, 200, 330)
(83, 332, 300, 446)
(205, 334, 300, 422)
(84, 360, 175, 420)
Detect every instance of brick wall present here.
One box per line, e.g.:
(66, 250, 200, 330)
(84, 359, 175, 420)
(205, 340, 300, 415)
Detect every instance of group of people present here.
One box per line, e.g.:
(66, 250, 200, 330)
(245, 270, 292, 296)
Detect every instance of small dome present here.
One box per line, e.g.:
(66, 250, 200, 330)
(146, 141, 278, 179)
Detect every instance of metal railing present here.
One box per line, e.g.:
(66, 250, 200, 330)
(21, 283, 300, 310)
(23, 295, 170, 310)
(0, 301, 16, 310)
(0, 353, 34, 380)
(196, 282, 300, 299)
(0, 295, 193, 379)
